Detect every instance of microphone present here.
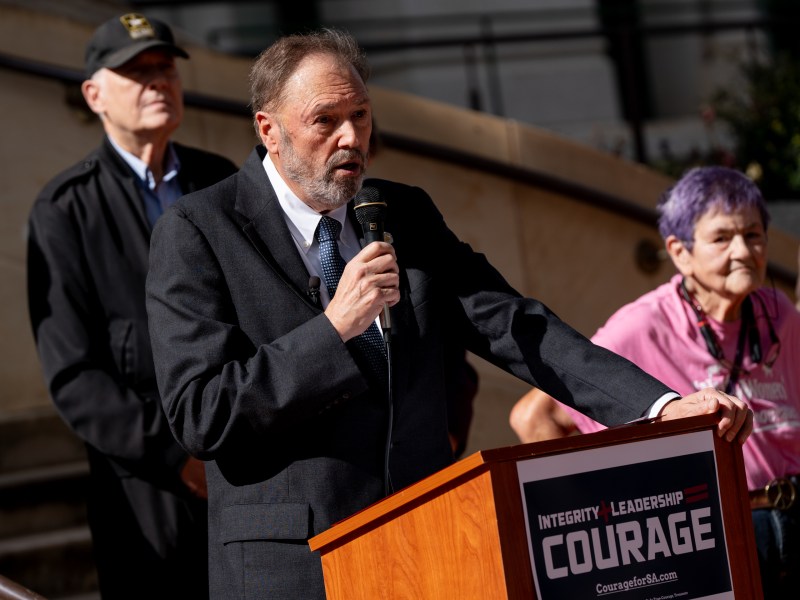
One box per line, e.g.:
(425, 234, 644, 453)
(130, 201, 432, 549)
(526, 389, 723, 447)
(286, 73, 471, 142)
(354, 186, 391, 333)
(354, 186, 387, 245)
(308, 276, 321, 307)
(355, 188, 394, 494)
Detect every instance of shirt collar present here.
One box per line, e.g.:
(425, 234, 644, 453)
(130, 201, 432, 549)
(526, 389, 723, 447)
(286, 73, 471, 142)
(108, 136, 181, 191)
(262, 151, 351, 253)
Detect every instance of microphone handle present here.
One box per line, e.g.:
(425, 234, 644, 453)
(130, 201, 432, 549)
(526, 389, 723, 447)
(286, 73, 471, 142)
(380, 304, 391, 333)
(362, 227, 384, 245)
(360, 223, 388, 331)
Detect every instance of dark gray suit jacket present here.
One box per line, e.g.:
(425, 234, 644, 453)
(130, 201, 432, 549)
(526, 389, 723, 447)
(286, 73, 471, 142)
(146, 145, 672, 599)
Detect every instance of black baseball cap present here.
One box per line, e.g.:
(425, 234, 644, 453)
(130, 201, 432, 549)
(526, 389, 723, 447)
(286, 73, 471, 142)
(85, 13, 189, 77)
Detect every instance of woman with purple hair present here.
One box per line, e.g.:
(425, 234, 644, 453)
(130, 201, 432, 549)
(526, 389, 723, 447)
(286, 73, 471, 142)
(511, 166, 800, 599)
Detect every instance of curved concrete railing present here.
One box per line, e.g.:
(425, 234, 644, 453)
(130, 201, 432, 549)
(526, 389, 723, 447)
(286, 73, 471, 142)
(0, 3, 796, 449)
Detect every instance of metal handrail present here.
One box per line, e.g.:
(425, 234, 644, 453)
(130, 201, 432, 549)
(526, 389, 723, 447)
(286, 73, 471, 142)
(0, 575, 47, 600)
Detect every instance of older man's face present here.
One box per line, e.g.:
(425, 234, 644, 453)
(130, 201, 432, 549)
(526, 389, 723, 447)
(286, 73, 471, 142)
(266, 53, 372, 212)
(83, 50, 183, 143)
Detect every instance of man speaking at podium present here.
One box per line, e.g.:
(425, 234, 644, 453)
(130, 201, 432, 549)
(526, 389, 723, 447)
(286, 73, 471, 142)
(145, 29, 752, 600)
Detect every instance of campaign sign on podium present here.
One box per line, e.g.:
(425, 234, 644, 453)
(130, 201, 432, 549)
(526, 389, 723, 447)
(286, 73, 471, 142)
(518, 430, 732, 600)
(310, 415, 759, 599)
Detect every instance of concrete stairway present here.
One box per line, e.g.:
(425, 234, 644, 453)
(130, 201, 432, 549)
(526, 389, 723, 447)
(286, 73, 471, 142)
(0, 406, 99, 599)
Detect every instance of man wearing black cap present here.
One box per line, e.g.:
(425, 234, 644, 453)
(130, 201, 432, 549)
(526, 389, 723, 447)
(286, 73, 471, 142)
(27, 13, 236, 598)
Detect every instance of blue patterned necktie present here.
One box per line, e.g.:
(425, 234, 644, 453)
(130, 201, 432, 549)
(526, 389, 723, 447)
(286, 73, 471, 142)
(316, 216, 388, 384)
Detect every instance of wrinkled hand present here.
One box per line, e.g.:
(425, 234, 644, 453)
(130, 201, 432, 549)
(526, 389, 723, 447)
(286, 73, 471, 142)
(325, 241, 400, 342)
(659, 387, 753, 444)
(180, 456, 208, 500)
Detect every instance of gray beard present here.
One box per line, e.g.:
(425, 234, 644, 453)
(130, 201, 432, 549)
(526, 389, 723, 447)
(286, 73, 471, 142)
(280, 135, 367, 210)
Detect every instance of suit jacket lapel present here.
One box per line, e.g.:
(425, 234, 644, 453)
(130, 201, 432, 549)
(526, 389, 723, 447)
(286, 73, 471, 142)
(235, 147, 317, 306)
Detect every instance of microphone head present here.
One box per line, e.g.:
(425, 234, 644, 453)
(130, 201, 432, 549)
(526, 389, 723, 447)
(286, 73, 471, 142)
(354, 186, 387, 228)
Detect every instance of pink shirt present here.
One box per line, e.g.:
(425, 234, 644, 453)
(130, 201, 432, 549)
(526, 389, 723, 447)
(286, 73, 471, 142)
(567, 274, 800, 491)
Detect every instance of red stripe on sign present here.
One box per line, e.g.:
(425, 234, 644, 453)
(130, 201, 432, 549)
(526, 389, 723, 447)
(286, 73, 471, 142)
(684, 483, 708, 495)
(686, 492, 709, 504)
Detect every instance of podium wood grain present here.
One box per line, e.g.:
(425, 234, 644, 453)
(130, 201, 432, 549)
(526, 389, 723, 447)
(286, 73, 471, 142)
(310, 414, 762, 599)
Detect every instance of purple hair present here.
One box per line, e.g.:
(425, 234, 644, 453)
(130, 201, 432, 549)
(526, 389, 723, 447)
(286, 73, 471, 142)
(657, 166, 770, 250)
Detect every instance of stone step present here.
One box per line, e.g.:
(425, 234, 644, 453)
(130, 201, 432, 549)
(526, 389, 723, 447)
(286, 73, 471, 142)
(0, 407, 86, 475)
(0, 461, 90, 539)
(0, 526, 98, 599)
(0, 407, 98, 598)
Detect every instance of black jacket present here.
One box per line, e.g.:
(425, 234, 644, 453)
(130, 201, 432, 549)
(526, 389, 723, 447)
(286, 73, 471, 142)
(27, 137, 237, 596)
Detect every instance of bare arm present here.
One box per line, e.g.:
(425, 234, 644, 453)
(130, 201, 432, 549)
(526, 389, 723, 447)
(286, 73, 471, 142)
(510, 387, 579, 444)
(511, 386, 753, 446)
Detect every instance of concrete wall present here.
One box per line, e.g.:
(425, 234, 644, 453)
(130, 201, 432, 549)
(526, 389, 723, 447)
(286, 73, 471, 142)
(1, 5, 797, 454)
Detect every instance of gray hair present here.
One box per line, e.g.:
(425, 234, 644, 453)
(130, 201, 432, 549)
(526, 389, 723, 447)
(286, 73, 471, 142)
(249, 28, 369, 133)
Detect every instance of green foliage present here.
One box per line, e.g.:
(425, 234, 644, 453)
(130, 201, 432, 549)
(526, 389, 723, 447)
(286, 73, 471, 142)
(711, 53, 800, 200)
(651, 1, 800, 200)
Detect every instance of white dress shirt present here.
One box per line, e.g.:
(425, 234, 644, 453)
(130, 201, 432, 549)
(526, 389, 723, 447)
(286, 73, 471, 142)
(261, 152, 679, 418)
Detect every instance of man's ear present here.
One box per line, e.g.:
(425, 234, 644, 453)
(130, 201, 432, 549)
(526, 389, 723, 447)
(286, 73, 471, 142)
(255, 112, 279, 152)
(665, 234, 692, 276)
(81, 78, 102, 115)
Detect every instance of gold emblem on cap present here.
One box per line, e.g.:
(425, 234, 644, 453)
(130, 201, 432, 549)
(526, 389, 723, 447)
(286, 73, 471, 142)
(120, 13, 155, 40)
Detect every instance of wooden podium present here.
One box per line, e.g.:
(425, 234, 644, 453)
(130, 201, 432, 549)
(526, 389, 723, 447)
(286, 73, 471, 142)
(309, 414, 762, 599)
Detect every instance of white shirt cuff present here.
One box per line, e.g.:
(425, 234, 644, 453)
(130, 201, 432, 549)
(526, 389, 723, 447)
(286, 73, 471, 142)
(624, 392, 681, 424)
(646, 392, 682, 419)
